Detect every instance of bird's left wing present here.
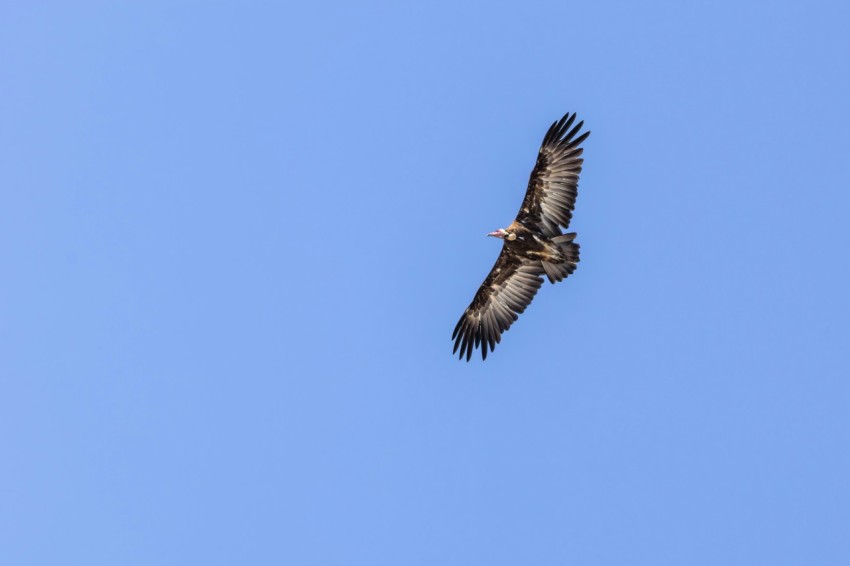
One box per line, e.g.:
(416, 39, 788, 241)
(515, 112, 590, 236)
(452, 248, 545, 361)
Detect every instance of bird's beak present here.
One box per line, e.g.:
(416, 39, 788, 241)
(487, 230, 504, 238)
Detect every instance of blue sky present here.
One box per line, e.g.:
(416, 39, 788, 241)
(3, 1, 850, 564)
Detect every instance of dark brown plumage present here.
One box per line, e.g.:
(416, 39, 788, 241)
(452, 113, 590, 361)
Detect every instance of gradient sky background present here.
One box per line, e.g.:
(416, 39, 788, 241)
(3, 1, 850, 564)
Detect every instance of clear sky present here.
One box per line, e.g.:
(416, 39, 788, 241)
(3, 1, 850, 564)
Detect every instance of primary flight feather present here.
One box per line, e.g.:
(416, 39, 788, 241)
(452, 112, 590, 361)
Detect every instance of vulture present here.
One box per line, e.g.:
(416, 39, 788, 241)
(452, 112, 590, 361)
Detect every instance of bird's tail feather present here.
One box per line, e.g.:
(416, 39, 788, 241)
(542, 233, 580, 284)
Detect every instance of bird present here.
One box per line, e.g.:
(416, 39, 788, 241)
(452, 112, 590, 361)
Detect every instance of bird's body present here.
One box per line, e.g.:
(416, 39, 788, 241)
(500, 221, 573, 264)
(452, 113, 590, 361)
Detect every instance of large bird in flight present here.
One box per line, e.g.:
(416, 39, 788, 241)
(452, 113, 590, 361)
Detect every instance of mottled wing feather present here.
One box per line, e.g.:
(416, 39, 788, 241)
(452, 248, 544, 361)
(517, 112, 590, 236)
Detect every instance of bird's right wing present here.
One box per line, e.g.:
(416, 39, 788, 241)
(452, 248, 544, 361)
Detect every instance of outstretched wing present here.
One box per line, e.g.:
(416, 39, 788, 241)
(452, 248, 544, 361)
(516, 113, 590, 236)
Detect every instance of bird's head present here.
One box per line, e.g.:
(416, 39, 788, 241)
(487, 228, 516, 241)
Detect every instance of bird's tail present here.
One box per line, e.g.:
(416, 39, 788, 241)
(542, 233, 580, 284)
